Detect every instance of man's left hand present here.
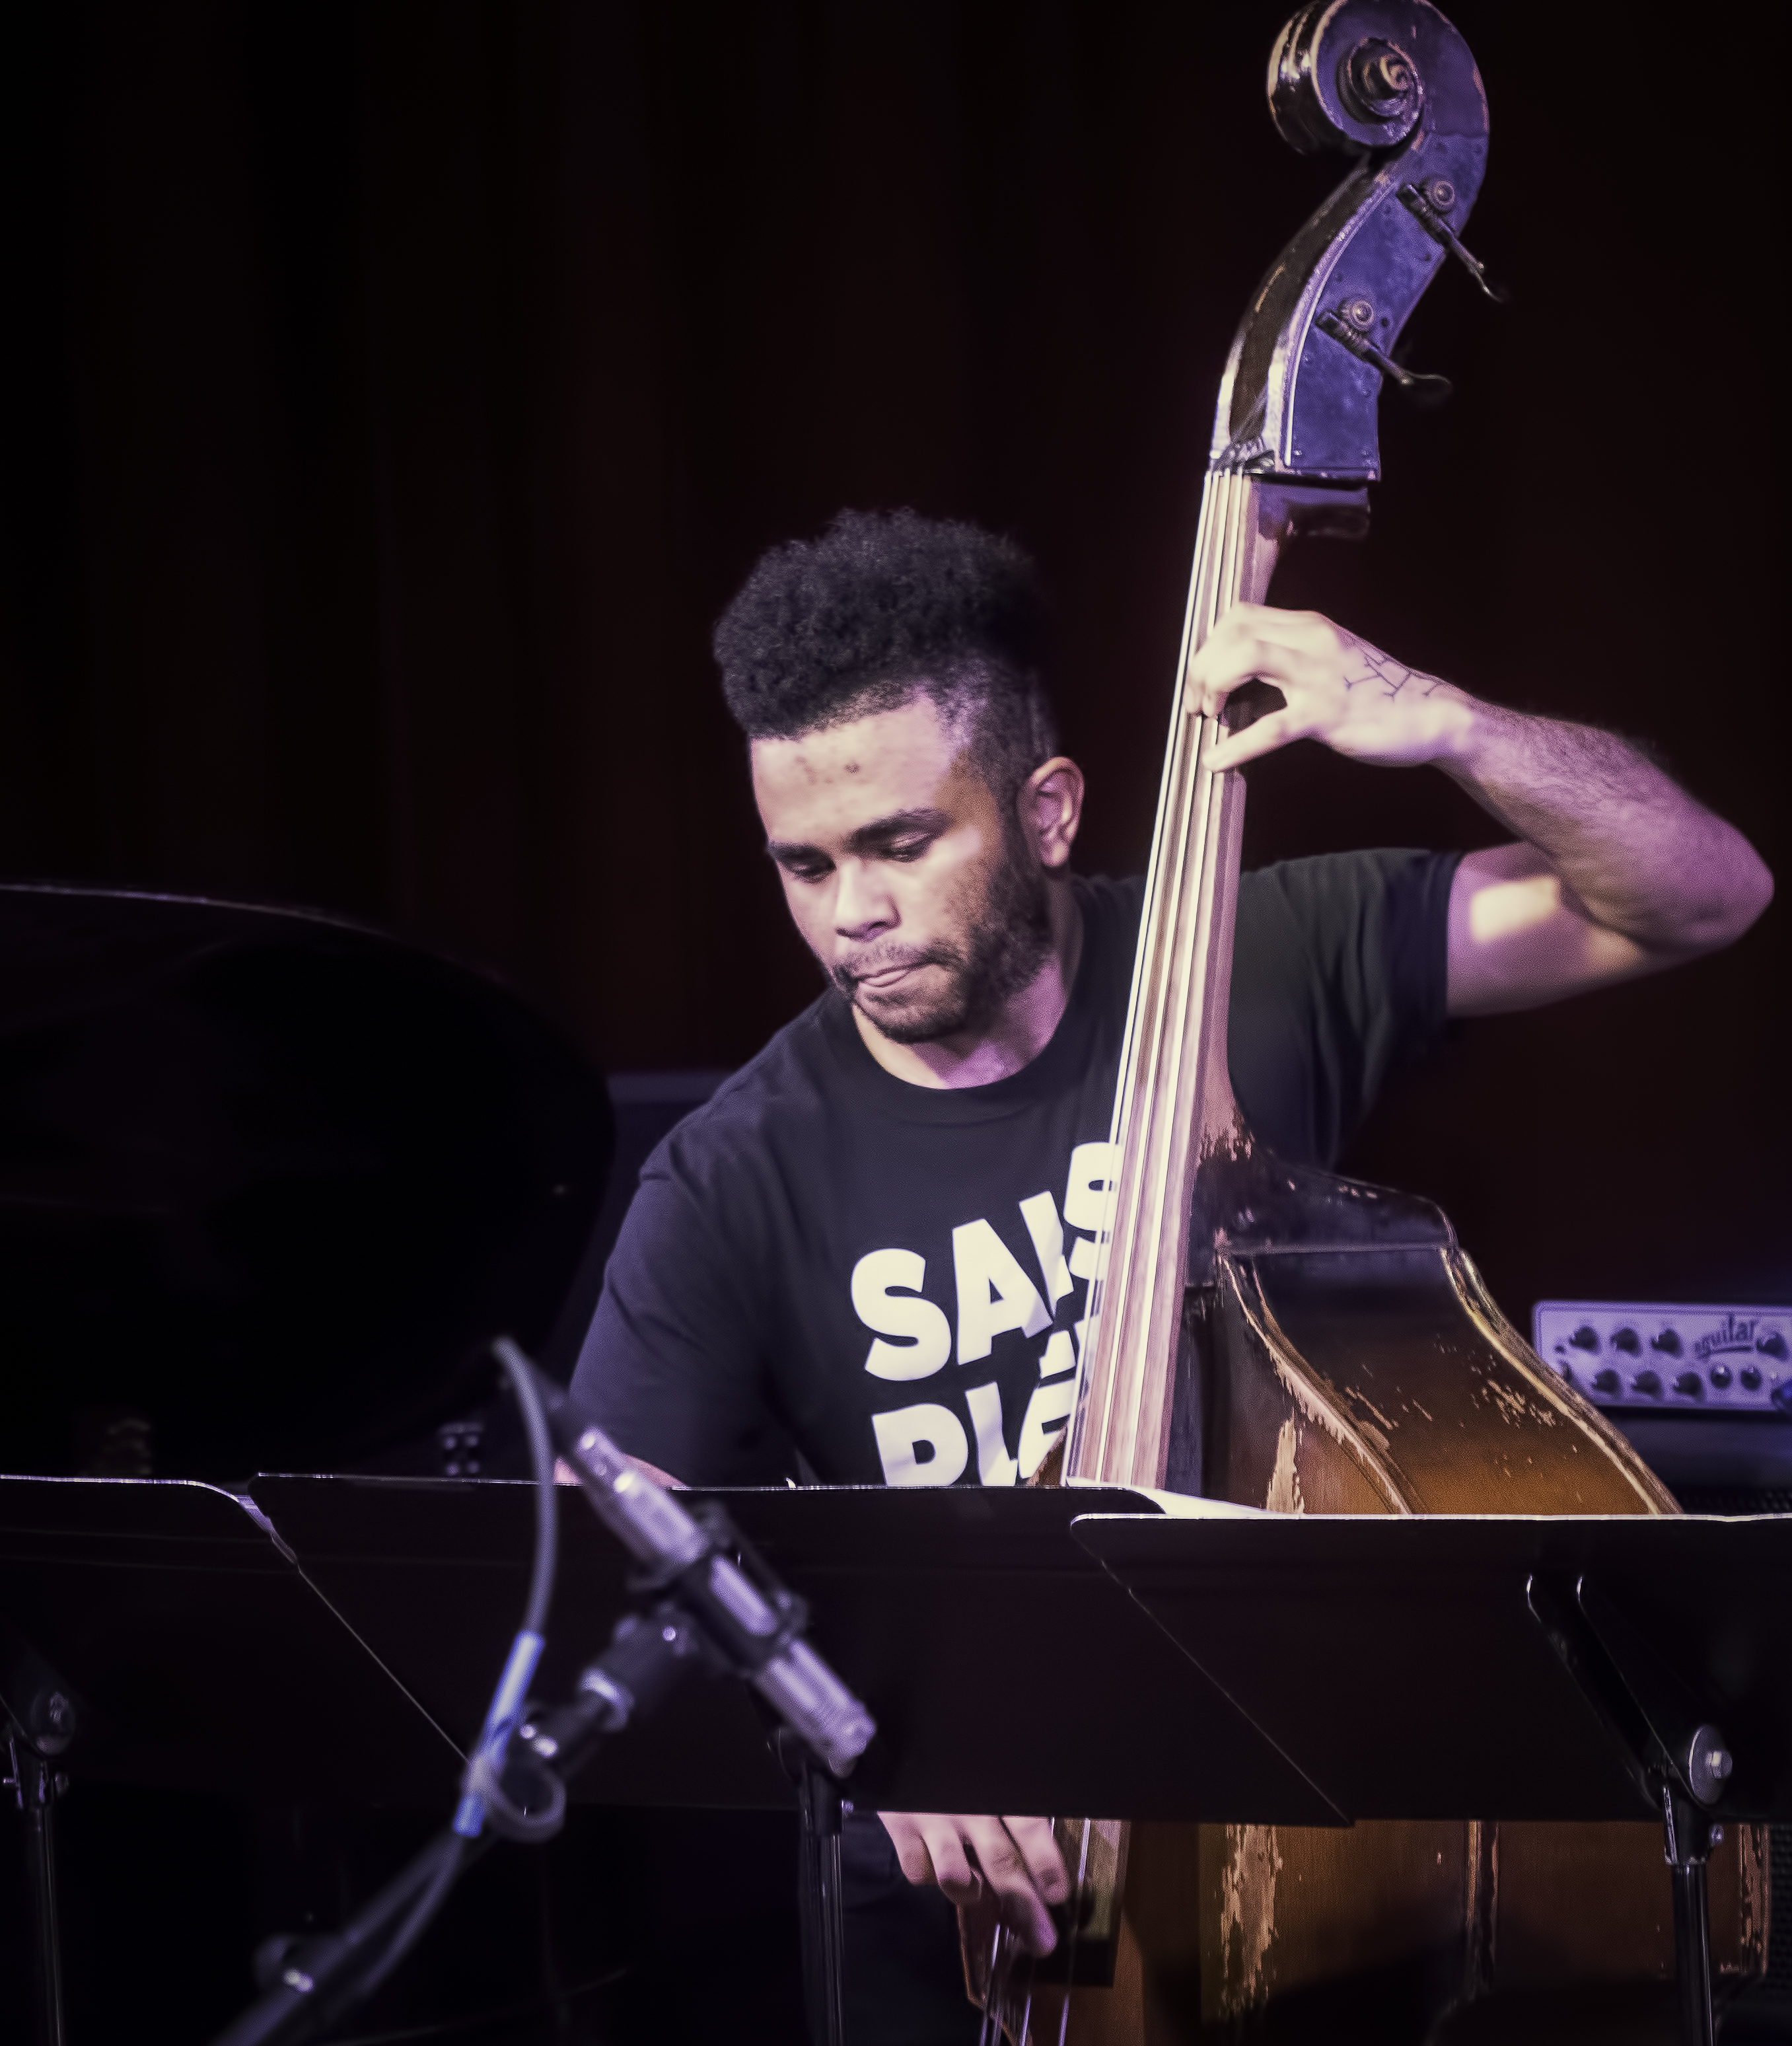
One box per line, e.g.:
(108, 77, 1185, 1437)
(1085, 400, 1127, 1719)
(1194, 603, 1472, 773)
(1184, 599, 1772, 1015)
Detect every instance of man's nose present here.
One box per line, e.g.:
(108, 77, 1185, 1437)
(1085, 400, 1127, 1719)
(833, 859, 895, 943)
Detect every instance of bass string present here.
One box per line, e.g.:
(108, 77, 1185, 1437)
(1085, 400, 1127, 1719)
(1116, 474, 1244, 1476)
(1113, 474, 1227, 1461)
(1021, 469, 1254, 2036)
(1049, 1813, 1097, 2046)
(1077, 466, 1255, 1482)
(1077, 470, 1223, 1475)
(1072, 468, 1219, 1477)
(972, 1812, 1098, 2043)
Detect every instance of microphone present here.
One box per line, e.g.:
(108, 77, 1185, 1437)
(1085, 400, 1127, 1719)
(493, 1340, 875, 1778)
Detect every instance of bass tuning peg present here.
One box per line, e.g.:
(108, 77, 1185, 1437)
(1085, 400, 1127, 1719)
(1316, 303, 1453, 407)
(1398, 180, 1510, 305)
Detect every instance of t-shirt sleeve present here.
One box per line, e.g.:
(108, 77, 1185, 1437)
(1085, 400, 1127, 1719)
(1228, 848, 1461, 1169)
(567, 1130, 795, 1486)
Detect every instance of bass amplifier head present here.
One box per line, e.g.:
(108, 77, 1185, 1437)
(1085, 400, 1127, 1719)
(1533, 1300, 1792, 1509)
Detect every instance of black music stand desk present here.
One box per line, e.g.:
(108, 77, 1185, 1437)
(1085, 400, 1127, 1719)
(1073, 1508, 1792, 2046)
(246, 1476, 1336, 1823)
(0, 1475, 460, 2045)
(1071, 1510, 1792, 1824)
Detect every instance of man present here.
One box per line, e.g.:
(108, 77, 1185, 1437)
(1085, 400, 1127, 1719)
(571, 509, 1770, 2036)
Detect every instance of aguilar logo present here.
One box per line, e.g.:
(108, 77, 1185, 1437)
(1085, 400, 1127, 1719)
(1692, 1313, 1762, 1362)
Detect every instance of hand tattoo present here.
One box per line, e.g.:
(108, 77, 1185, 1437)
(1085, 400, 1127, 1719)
(1340, 633, 1443, 702)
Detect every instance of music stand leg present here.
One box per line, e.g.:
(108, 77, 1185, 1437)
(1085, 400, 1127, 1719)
(1527, 1577, 1733, 2046)
(781, 1733, 847, 2046)
(7, 1730, 67, 2046)
(1663, 1787, 1715, 2046)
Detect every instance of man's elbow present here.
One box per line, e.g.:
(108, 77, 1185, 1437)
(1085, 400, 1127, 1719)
(1674, 840, 1774, 953)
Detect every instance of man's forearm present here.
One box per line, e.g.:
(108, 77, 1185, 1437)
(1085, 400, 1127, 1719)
(1437, 697, 1772, 952)
(1190, 603, 1773, 967)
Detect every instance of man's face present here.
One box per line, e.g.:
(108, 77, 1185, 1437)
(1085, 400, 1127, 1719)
(752, 692, 1052, 1044)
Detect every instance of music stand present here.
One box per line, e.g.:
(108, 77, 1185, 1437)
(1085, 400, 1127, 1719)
(1073, 1509, 1792, 2046)
(246, 1475, 1336, 1823)
(0, 1474, 456, 2045)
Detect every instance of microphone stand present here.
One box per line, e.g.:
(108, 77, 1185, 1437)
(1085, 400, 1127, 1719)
(3, 1620, 79, 2046)
(4, 1723, 69, 2046)
(211, 1598, 703, 2046)
(210, 1344, 875, 2046)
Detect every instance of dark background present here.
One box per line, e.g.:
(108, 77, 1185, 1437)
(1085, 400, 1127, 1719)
(0, 0, 1783, 1331)
(0, 7, 1784, 2038)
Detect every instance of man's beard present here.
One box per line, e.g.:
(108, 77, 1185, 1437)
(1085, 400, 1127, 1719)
(830, 838, 1055, 1045)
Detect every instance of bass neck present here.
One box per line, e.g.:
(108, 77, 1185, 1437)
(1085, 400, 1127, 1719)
(1065, 470, 1360, 1490)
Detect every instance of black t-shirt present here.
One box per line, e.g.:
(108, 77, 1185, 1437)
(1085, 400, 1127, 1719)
(570, 850, 1460, 1488)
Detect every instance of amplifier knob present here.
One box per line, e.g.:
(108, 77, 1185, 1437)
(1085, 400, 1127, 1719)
(1571, 1325, 1600, 1351)
(1651, 1329, 1682, 1356)
(1758, 1332, 1789, 1362)
(1774, 1383, 1792, 1415)
(1741, 1366, 1764, 1391)
(1592, 1368, 1621, 1395)
(1631, 1369, 1662, 1397)
(1673, 1371, 1703, 1399)
(1612, 1327, 1641, 1355)
(1709, 1363, 1733, 1389)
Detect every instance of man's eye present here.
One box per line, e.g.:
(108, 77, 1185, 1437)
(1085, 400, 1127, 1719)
(785, 861, 831, 884)
(886, 840, 931, 863)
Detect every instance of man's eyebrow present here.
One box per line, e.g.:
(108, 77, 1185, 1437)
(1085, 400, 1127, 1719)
(843, 807, 950, 854)
(764, 809, 951, 865)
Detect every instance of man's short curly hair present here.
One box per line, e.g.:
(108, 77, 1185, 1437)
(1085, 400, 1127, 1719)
(713, 509, 1058, 806)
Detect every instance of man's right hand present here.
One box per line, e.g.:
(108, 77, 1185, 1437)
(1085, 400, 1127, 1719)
(877, 1811, 1069, 1955)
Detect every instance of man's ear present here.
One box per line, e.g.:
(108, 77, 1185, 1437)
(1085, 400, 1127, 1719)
(1019, 757, 1084, 871)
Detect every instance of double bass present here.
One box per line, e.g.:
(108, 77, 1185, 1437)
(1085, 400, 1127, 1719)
(974, 4, 1770, 2039)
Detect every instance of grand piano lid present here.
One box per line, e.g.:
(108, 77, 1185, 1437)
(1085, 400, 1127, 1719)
(0, 885, 613, 1482)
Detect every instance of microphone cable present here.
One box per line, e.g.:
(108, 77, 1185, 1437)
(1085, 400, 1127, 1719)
(353, 1339, 565, 2002)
